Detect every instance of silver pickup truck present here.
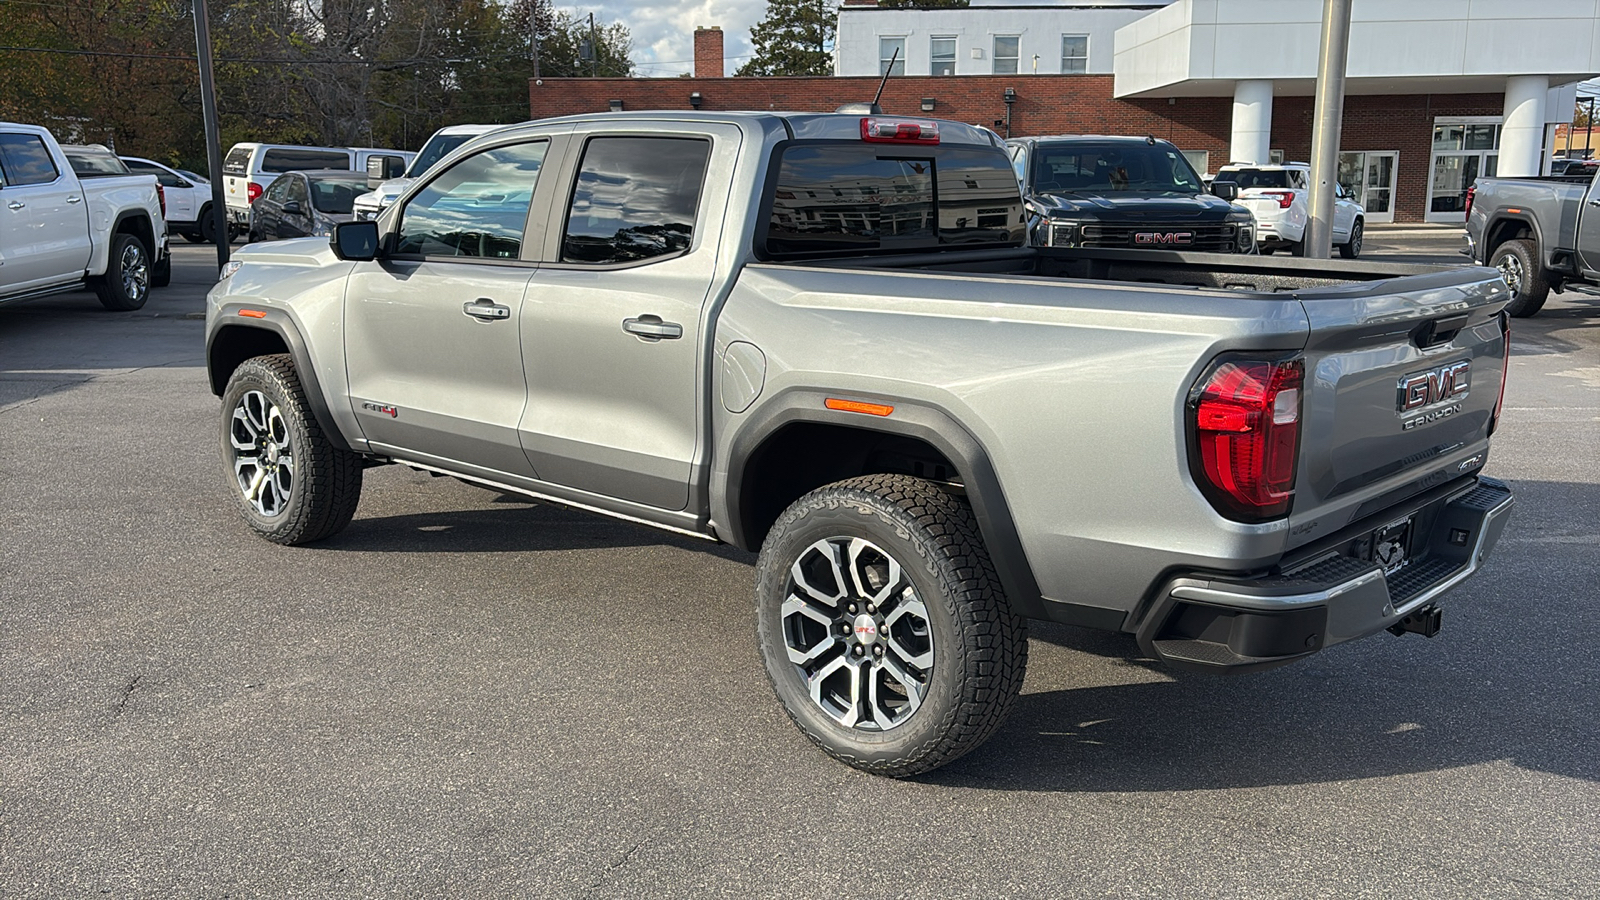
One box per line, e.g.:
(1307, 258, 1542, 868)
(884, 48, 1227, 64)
(205, 111, 1514, 776)
(1463, 168, 1600, 317)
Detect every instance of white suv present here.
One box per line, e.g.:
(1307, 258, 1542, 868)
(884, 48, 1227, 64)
(1213, 163, 1365, 258)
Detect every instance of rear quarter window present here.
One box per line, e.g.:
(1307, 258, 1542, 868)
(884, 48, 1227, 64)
(260, 148, 351, 173)
(763, 143, 1023, 259)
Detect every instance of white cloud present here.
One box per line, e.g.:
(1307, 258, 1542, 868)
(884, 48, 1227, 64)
(562, 1, 770, 76)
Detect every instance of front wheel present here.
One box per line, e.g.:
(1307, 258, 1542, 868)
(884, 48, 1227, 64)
(199, 207, 219, 244)
(1339, 220, 1364, 259)
(755, 474, 1028, 777)
(221, 355, 363, 545)
(1490, 238, 1550, 318)
(93, 233, 151, 310)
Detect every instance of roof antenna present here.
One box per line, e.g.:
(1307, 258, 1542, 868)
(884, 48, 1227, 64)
(836, 47, 897, 115)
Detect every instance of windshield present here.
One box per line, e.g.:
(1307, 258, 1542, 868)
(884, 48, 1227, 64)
(1031, 142, 1203, 194)
(408, 133, 477, 178)
(308, 177, 366, 214)
(65, 151, 130, 177)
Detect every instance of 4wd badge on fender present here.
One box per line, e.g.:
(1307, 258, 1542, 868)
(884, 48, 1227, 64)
(362, 402, 399, 418)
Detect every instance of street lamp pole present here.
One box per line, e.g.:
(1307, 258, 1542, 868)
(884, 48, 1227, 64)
(1304, 0, 1353, 259)
(193, 0, 228, 269)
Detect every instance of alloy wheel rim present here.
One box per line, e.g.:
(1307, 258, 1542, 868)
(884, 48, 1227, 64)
(230, 390, 294, 517)
(1352, 224, 1362, 256)
(120, 242, 148, 301)
(782, 536, 935, 732)
(1497, 253, 1524, 294)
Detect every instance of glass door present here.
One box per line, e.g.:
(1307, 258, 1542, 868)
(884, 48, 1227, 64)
(1427, 120, 1501, 223)
(1338, 151, 1397, 223)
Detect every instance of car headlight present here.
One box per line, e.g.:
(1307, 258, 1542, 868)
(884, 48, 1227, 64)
(1046, 218, 1081, 247)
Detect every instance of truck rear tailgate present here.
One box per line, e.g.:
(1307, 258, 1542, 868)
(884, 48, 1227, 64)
(1288, 266, 1511, 551)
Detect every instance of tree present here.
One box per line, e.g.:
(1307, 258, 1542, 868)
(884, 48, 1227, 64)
(736, 0, 834, 77)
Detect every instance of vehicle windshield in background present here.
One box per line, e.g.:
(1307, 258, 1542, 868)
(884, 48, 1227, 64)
(409, 134, 478, 178)
(765, 144, 1023, 258)
(1222, 168, 1290, 189)
(65, 151, 130, 178)
(1032, 143, 1204, 194)
(308, 176, 368, 214)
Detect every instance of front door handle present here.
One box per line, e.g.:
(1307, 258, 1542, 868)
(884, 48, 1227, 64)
(66, 195, 82, 204)
(623, 315, 683, 341)
(1588, 198, 1600, 208)
(6, 201, 23, 210)
(463, 298, 511, 321)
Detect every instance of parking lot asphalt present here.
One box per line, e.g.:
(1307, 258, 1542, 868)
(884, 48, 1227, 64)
(2, 241, 1596, 898)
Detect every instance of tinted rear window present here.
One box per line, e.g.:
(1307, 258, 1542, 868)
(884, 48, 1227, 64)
(261, 148, 351, 173)
(65, 150, 130, 177)
(222, 145, 252, 175)
(1222, 168, 1290, 189)
(764, 143, 1023, 259)
(309, 177, 366, 214)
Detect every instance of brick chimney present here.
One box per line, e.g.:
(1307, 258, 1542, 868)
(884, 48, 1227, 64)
(694, 26, 723, 79)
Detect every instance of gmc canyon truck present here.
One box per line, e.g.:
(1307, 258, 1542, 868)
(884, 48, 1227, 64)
(206, 111, 1515, 776)
(1, 123, 169, 310)
(1464, 168, 1600, 317)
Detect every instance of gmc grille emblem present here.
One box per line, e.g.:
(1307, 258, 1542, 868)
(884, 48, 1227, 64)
(1134, 232, 1193, 245)
(1397, 361, 1470, 413)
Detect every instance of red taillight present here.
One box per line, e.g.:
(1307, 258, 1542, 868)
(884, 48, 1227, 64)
(1262, 190, 1295, 210)
(247, 182, 263, 204)
(1465, 185, 1476, 220)
(860, 117, 940, 145)
(1190, 357, 1304, 521)
(1489, 312, 1510, 436)
(156, 184, 166, 217)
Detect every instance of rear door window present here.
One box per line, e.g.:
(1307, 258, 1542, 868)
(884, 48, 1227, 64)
(260, 148, 351, 173)
(0, 133, 61, 186)
(395, 141, 548, 259)
(559, 136, 711, 265)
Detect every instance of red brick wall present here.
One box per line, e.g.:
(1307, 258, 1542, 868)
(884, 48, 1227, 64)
(530, 75, 1505, 223)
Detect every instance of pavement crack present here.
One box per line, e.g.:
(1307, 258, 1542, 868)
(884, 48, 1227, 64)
(577, 837, 647, 898)
(113, 674, 143, 718)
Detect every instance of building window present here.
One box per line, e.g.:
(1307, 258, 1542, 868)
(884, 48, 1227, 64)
(1181, 150, 1209, 176)
(993, 35, 1019, 75)
(931, 36, 956, 76)
(879, 37, 905, 76)
(1061, 34, 1088, 74)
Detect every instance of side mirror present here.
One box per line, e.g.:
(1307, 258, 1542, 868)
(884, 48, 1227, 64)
(281, 200, 303, 215)
(331, 220, 381, 261)
(1211, 180, 1239, 201)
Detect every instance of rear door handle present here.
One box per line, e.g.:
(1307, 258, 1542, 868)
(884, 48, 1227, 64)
(6, 201, 23, 210)
(623, 315, 683, 341)
(66, 195, 82, 204)
(463, 298, 511, 321)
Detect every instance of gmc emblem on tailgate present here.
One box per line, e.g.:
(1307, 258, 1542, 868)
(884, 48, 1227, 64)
(1134, 232, 1193, 245)
(1398, 361, 1470, 413)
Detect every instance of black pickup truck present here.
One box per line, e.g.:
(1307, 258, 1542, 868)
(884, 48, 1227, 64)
(1006, 134, 1256, 253)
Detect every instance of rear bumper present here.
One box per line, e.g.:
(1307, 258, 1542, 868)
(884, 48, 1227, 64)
(1135, 477, 1513, 674)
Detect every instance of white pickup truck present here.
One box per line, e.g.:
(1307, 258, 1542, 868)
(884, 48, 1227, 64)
(0, 122, 169, 310)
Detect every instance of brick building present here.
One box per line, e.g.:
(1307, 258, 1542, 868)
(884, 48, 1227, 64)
(530, 2, 1600, 224)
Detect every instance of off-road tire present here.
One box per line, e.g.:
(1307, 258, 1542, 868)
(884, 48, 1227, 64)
(93, 232, 151, 311)
(755, 474, 1028, 777)
(1339, 219, 1364, 259)
(220, 354, 362, 545)
(1491, 238, 1549, 318)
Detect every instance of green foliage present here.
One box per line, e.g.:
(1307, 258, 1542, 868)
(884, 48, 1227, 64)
(0, 0, 632, 173)
(736, 0, 835, 77)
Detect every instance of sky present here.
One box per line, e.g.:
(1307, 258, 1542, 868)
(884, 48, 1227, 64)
(566, 1, 767, 77)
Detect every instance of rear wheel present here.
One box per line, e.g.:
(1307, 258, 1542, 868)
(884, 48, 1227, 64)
(221, 355, 363, 545)
(755, 474, 1028, 777)
(1491, 238, 1549, 318)
(93, 233, 151, 311)
(1339, 220, 1364, 259)
(198, 206, 218, 244)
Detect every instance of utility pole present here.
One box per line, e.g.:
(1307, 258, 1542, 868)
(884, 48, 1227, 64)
(589, 12, 598, 77)
(193, 0, 228, 268)
(1304, 0, 1353, 260)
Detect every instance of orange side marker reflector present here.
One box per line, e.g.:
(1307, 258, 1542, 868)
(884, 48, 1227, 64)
(238, 309, 267, 318)
(1507, 208, 1522, 214)
(825, 398, 894, 417)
